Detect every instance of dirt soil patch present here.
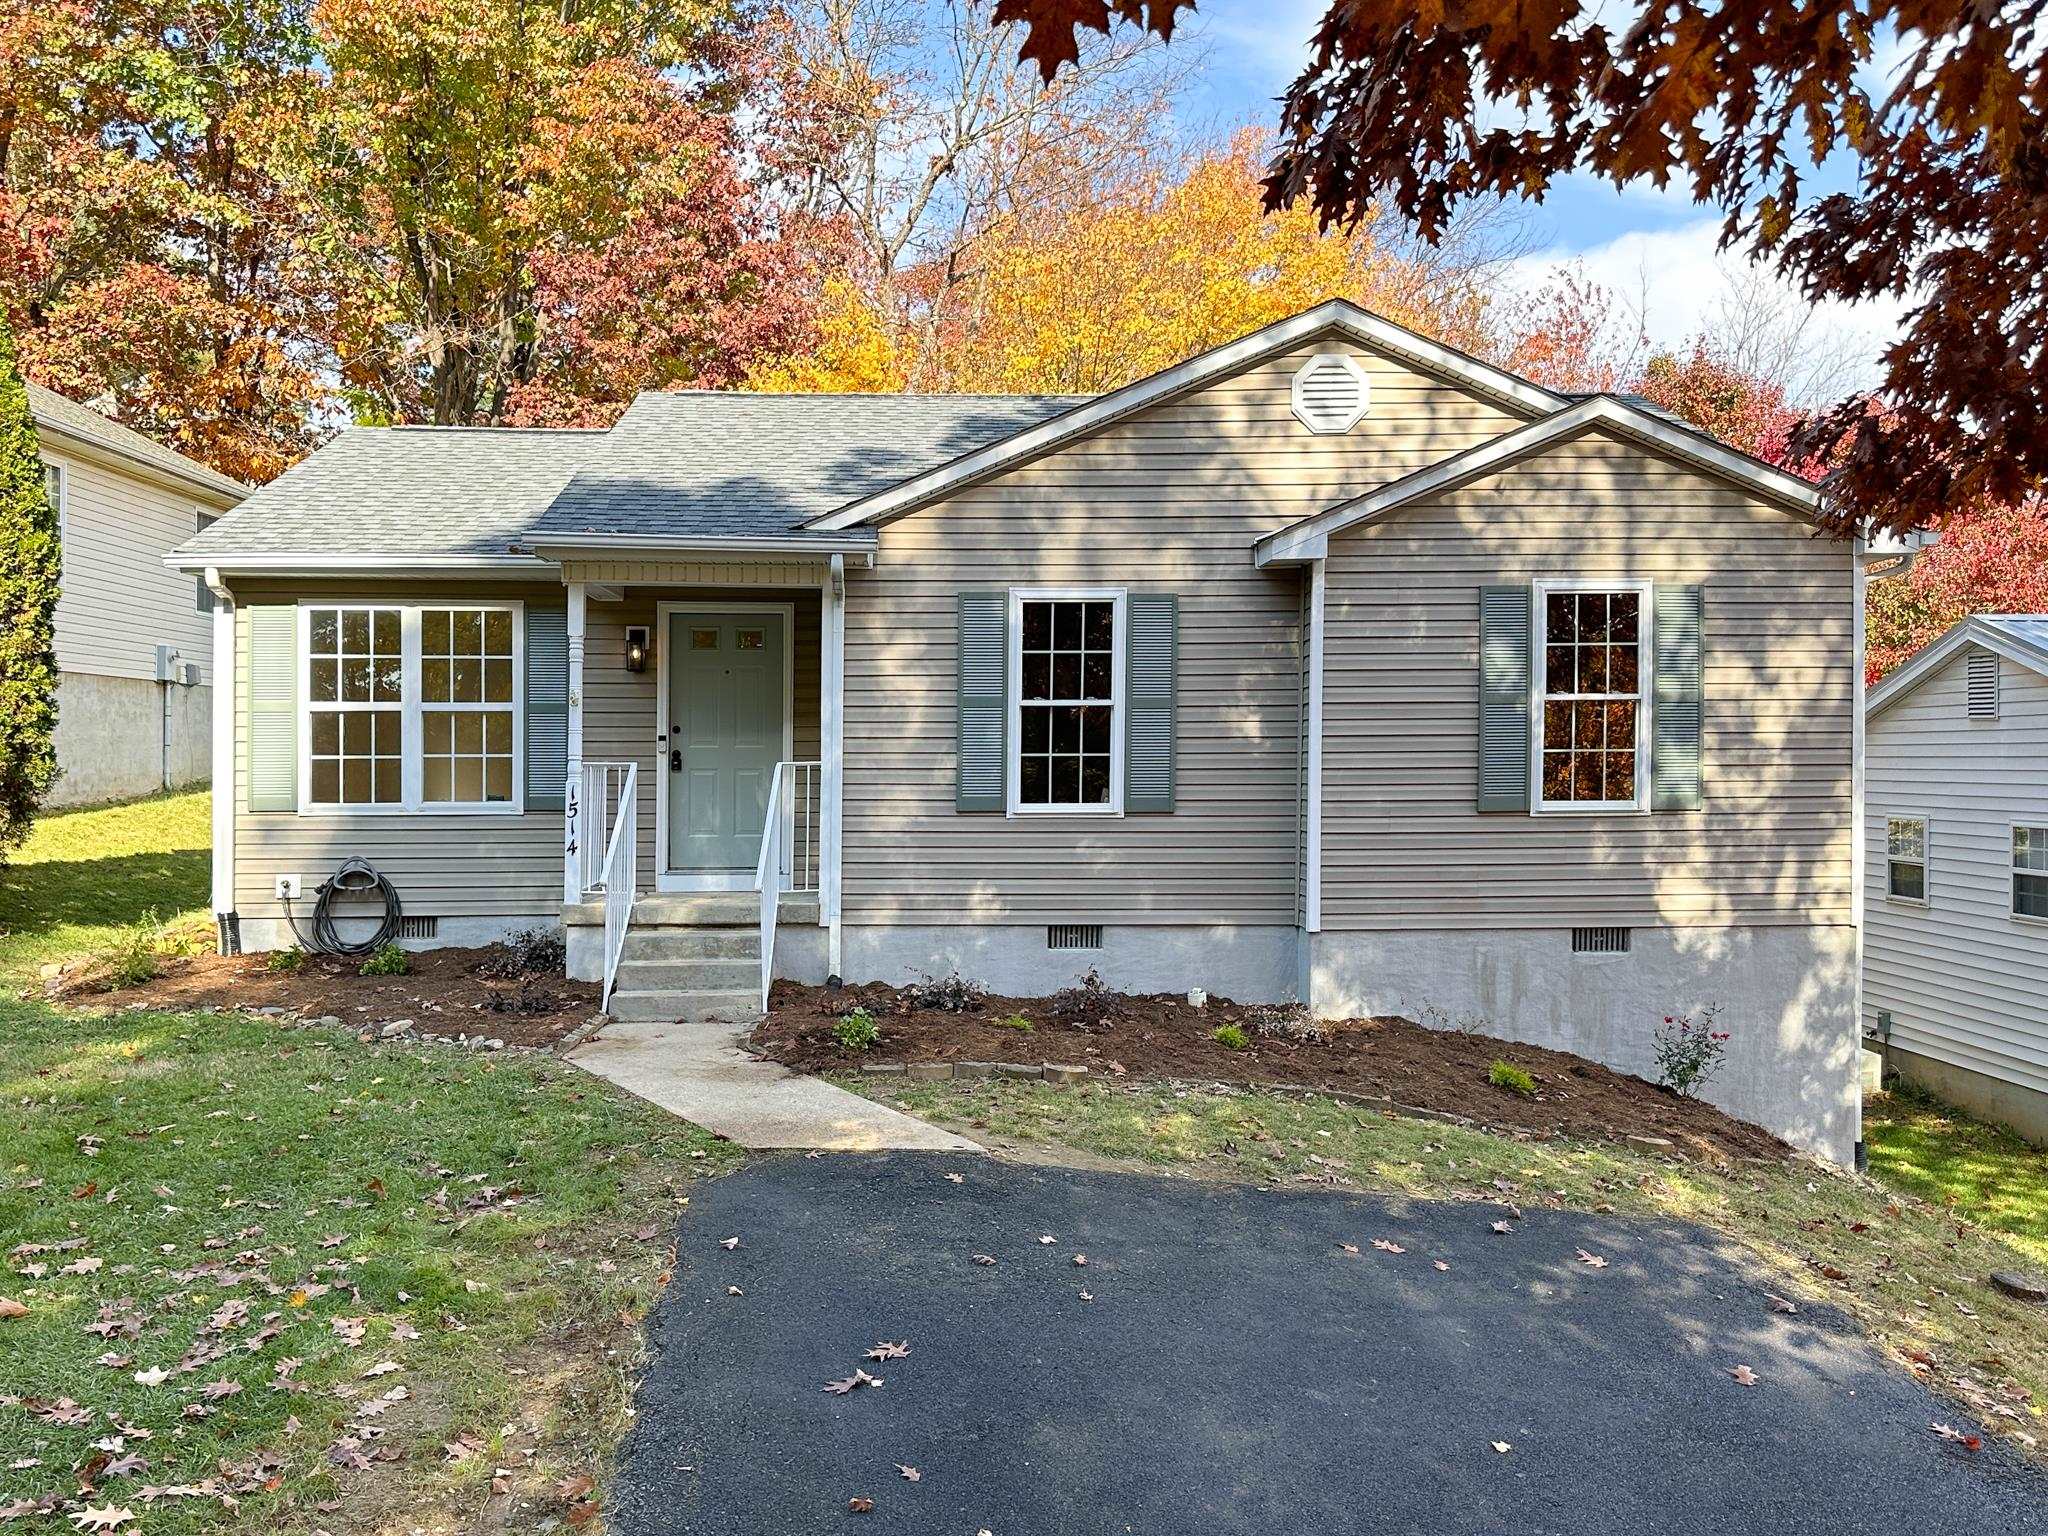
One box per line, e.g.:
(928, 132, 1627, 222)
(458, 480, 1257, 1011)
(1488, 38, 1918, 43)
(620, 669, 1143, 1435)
(53, 944, 600, 1047)
(753, 981, 1787, 1163)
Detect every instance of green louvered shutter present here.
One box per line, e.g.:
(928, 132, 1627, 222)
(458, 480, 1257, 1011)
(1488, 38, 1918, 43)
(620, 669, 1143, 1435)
(1652, 584, 1704, 811)
(246, 606, 297, 812)
(1476, 585, 1532, 812)
(956, 593, 1006, 812)
(525, 607, 568, 810)
(1125, 593, 1177, 811)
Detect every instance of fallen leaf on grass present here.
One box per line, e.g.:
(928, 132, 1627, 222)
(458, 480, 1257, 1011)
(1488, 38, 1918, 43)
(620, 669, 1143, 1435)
(361, 1361, 402, 1379)
(0, 1299, 26, 1320)
(67, 1506, 133, 1532)
(1931, 1423, 1983, 1451)
(1765, 1294, 1798, 1314)
(555, 1475, 596, 1502)
(895, 1464, 920, 1482)
(1371, 1239, 1405, 1255)
(1575, 1249, 1609, 1270)
(866, 1341, 910, 1361)
(442, 1436, 484, 1465)
(823, 1369, 884, 1396)
(1727, 1365, 1759, 1387)
(1490, 1441, 1512, 1454)
(848, 1496, 874, 1513)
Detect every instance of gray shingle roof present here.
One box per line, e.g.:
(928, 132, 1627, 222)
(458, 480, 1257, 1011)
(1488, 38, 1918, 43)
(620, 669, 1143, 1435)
(28, 382, 248, 502)
(177, 426, 603, 560)
(533, 392, 1084, 541)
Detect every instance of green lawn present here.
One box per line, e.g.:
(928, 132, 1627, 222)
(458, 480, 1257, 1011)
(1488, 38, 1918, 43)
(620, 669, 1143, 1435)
(857, 1076, 2048, 1454)
(0, 794, 742, 1531)
(1866, 1085, 2048, 1268)
(0, 788, 211, 983)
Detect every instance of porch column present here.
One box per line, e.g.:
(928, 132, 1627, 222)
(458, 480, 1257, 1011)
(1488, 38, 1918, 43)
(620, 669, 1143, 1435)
(206, 568, 236, 945)
(822, 555, 846, 977)
(564, 580, 586, 904)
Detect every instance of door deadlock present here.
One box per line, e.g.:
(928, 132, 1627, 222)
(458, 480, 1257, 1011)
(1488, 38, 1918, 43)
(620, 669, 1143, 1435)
(669, 748, 682, 772)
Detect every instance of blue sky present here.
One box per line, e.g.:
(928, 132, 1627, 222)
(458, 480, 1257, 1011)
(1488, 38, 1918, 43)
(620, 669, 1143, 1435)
(1178, 0, 1909, 397)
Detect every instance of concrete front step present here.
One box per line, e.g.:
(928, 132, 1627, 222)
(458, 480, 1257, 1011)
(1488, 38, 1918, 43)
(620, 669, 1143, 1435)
(609, 988, 762, 1024)
(614, 957, 759, 992)
(619, 928, 762, 962)
(632, 892, 821, 927)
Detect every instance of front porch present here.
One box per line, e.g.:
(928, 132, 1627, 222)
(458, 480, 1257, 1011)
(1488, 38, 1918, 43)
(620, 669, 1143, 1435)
(549, 555, 850, 1017)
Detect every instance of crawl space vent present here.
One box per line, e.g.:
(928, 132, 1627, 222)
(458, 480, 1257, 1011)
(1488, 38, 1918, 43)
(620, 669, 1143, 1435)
(1290, 353, 1370, 434)
(396, 916, 439, 940)
(1967, 650, 2000, 719)
(1571, 926, 1630, 956)
(1047, 924, 1104, 951)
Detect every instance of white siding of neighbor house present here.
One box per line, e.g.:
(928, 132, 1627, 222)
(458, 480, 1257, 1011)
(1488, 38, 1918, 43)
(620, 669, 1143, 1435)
(1865, 644, 2048, 1096)
(840, 336, 1533, 926)
(43, 439, 232, 684)
(1319, 431, 1857, 930)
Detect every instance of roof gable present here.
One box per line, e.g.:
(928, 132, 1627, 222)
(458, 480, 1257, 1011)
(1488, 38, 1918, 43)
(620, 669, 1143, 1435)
(28, 382, 247, 503)
(1869, 614, 2048, 719)
(801, 299, 1567, 531)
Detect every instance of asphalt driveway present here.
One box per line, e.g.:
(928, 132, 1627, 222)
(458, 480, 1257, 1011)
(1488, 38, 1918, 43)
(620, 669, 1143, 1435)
(615, 1153, 2047, 1535)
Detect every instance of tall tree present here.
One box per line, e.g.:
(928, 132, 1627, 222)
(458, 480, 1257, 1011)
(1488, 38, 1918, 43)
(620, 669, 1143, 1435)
(0, 315, 61, 859)
(990, 0, 2048, 538)
(1866, 504, 2048, 680)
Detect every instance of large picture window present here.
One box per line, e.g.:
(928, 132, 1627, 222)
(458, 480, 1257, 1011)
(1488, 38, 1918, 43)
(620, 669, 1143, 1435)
(300, 603, 523, 813)
(1535, 582, 1649, 811)
(1008, 588, 1124, 814)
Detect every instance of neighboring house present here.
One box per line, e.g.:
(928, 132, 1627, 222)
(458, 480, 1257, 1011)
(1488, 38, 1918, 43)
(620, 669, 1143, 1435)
(29, 383, 248, 806)
(170, 300, 1867, 1161)
(1865, 615, 2048, 1142)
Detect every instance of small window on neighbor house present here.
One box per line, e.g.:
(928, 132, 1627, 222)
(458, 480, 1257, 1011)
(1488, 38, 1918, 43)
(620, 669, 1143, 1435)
(2013, 827, 2048, 919)
(1537, 585, 1647, 810)
(1887, 816, 1928, 903)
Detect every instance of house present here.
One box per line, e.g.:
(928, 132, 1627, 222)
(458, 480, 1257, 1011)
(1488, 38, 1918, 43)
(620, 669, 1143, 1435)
(1864, 615, 2048, 1142)
(169, 300, 1867, 1161)
(29, 383, 248, 805)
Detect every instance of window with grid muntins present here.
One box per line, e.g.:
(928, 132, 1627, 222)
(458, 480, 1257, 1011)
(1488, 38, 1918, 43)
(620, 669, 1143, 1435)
(1539, 588, 1644, 807)
(420, 608, 516, 804)
(308, 607, 404, 806)
(1018, 598, 1115, 807)
(2014, 827, 2048, 918)
(1887, 816, 1928, 902)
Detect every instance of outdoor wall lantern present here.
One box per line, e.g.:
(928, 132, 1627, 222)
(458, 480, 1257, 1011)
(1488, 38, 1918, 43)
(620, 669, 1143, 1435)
(625, 626, 650, 673)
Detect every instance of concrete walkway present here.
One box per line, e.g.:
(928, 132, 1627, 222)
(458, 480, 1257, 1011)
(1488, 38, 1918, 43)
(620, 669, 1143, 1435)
(567, 1018, 979, 1152)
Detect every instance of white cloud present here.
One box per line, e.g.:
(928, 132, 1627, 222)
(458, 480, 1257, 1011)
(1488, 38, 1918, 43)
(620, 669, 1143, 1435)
(1506, 218, 1908, 401)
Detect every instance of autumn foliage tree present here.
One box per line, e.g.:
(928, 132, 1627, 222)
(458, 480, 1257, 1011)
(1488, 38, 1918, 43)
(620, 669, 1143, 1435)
(992, 0, 2048, 539)
(1866, 505, 2048, 679)
(0, 314, 61, 860)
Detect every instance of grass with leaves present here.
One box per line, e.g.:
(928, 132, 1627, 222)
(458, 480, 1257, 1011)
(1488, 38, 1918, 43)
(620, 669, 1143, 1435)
(1866, 1084, 2048, 1269)
(852, 1074, 2048, 1456)
(0, 1001, 739, 1532)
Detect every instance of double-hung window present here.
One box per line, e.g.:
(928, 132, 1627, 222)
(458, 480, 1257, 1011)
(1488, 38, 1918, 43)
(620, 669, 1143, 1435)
(1008, 587, 1125, 814)
(2013, 826, 2048, 919)
(1886, 816, 1928, 903)
(1534, 581, 1649, 811)
(300, 603, 523, 813)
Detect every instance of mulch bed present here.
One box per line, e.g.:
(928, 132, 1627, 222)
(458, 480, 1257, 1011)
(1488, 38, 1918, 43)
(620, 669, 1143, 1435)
(753, 981, 1788, 1163)
(49, 945, 601, 1049)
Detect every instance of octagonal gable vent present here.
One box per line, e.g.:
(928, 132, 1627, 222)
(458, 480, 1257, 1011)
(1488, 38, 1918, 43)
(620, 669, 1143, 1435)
(1290, 352, 1370, 434)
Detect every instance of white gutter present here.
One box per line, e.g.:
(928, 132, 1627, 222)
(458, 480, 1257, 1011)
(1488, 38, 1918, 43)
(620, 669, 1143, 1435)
(164, 551, 552, 574)
(526, 532, 879, 560)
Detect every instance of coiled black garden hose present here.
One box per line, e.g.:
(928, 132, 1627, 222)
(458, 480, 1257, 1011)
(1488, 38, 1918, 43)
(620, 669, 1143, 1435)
(282, 857, 403, 958)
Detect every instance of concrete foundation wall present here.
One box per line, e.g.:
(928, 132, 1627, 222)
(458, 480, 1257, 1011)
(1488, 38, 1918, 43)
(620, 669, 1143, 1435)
(840, 924, 1301, 1004)
(236, 914, 556, 955)
(49, 669, 210, 807)
(1881, 1042, 2048, 1147)
(1310, 924, 1861, 1164)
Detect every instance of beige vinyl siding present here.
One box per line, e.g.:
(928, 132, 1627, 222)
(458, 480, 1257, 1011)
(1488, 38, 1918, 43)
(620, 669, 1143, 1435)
(841, 338, 1530, 925)
(1320, 431, 1854, 929)
(231, 580, 563, 921)
(583, 589, 821, 889)
(1866, 646, 2048, 1095)
(45, 441, 234, 683)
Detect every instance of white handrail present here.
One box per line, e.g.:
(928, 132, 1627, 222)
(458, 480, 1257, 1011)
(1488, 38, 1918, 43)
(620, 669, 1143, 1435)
(570, 761, 635, 901)
(755, 765, 786, 1012)
(751, 760, 823, 1012)
(600, 762, 637, 1011)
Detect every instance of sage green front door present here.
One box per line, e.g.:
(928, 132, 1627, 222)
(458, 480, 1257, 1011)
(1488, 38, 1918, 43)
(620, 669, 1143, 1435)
(666, 611, 784, 879)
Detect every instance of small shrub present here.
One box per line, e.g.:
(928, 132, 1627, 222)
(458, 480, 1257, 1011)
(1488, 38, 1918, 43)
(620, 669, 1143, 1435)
(267, 946, 306, 973)
(1653, 1003, 1731, 1096)
(1212, 1023, 1249, 1050)
(474, 927, 566, 979)
(904, 970, 984, 1013)
(1245, 1003, 1327, 1044)
(833, 1008, 881, 1052)
(359, 943, 409, 977)
(1048, 968, 1126, 1028)
(993, 1013, 1035, 1033)
(101, 923, 160, 989)
(1488, 1059, 1537, 1098)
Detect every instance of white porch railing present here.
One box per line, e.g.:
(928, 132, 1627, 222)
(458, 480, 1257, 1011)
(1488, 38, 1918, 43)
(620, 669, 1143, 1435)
(570, 761, 637, 901)
(754, 760, 822, 1012)
(598, 762, 638, 1011)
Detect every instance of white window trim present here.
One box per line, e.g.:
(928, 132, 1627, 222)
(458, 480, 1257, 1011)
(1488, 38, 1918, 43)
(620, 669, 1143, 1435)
(2010, 821, 2048, 925)
(296, 600, 525, 816)
(1006, 585, 1127, 817)
(1884, 813, 1930, 907)
(42, 458, 65, 569)
(1529, 577, 1654, 816)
